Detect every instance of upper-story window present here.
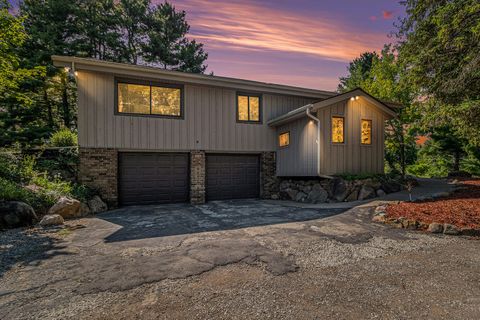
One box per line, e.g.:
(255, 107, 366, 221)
(279, 132, 290, 147)
(331, 116, 344, 143)
(237, 93, 261, 123)
(117, 80, 182, 117)
(361, 119, 372, 145)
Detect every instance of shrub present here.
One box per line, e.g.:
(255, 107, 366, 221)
(0, 177, 34, 202)
(50, 129, 78, 147)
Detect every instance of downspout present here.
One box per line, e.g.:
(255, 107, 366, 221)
(305, 105, 321, 177)
(306, 105, 332, 179)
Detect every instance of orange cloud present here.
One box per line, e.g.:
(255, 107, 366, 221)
(174, 0, 388, 62)
(382, 10, 394, 19)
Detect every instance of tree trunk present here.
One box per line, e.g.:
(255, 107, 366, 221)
(44, 88, 54, 129)
(453, 150, 461, 172)
(61, 74, 71, 128)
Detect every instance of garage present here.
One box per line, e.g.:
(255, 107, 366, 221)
(206, 154, 260, 201)
(118, 152, 189, 206)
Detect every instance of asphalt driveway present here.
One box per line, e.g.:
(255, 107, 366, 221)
(99, 199, 347, 242)
(1, 181, 479, 320)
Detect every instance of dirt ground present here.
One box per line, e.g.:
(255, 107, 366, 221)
(1, 200, 479, 320)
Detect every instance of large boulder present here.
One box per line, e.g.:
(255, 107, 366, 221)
(358, 186, 376, 200)
(87, 196, 108, 214)
(48, 196, 81, 219)
(332, 178, 350, 202)
(295, 192, 307, 202)
(39, 214, 64, 227)
(306, 184, 328, 203)
(0, 201, 37, 229)
(345, 188, 360, 202)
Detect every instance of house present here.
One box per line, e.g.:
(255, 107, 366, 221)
(52, 56, 397, 207)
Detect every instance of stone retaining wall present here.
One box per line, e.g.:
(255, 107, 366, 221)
(190, 151, 206, 204)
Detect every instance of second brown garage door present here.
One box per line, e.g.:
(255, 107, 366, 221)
(206, 154, 260, 201)
(118, 152, 189, 206)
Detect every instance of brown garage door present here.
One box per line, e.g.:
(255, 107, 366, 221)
(118, 152, 189, 205)
(206, 154, 260, 201)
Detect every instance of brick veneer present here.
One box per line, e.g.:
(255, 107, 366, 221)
(260, 151, 279, 199)
(190, 151, 205, 204)
(79, 148, 118, 207)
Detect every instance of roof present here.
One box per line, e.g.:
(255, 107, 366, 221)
(268, 88, 399, 127)
(51, 56, 336, 99)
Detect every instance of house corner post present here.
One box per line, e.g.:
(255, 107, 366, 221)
(260, 151, 279, 199)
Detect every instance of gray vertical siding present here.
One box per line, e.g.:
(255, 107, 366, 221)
(77, 71, 316, 152)
(275, 96, 388, 176)
(276, 117, 318, 176)
(317, 97, 386, 175)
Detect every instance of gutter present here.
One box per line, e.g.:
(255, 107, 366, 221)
(305, 106, 333, 179)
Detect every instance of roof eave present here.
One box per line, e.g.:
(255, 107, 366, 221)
(52, 55, 336, 99)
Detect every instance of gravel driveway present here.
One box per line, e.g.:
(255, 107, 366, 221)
(1, 199, 479, 320)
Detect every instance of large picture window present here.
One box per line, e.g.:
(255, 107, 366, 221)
(237, 93, 261, 122)
(331, 116, 344, 143)
(117, 81, 182, 117)
(361, 119, 372, 145)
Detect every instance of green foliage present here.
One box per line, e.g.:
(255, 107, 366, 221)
(398, 0, 480, 146)
(338, 52, 378, 93)
(50, 129, 78, 147)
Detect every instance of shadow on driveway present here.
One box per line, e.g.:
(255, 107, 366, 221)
(99, 199, 348, 242)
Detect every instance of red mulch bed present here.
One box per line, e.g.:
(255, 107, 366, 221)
(386, 179, 480, 229)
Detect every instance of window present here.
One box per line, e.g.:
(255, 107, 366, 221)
(279, 132, 290, 147)
(331, 116, 344, 143)
(361, 119, 372, 145)
(117, 81, 182, 117)
(237, 93, 261, 122)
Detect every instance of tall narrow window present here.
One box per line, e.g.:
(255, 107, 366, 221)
(279, 132, 290, 147)
(117, 80, 182, 117)
(332, 116, 344, 143)
(361, 119, 372, 145)
(237, 93, 261, 122)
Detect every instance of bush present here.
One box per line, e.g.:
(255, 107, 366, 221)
(50, 129, 78, 147)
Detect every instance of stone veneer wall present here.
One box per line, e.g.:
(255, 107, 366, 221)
(260, 151, 280, 199)
(78, 148, 118, 207)
(190, 151, 205, 204)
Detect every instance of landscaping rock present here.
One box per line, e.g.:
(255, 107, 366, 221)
(0, 201, 38, 229)
(372, 215, 386, 223)
(344, 189, 358, 202)
(80, 202, 92, 216)
(285, 188, 298, 200)
(431, 192, 450, 199)
(358, 186, 376, 200)
(443, 224, 460, 235)
(48, 196, 81, 219)
(295, 192, 307, 202)
(428, 223, 443, 233)
(306, 185, 328, 203)
(39, 214, 64, 226)
(376, 189, 386, 197)
(381, 181, 401, 194)
(375, 205, 387, 214)
(87, 196, 108, 214)
(332, 179, 349, 202)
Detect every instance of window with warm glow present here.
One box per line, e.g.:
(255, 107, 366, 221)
(237, 93, 261, 122)
(117, 81, 182, 117)
(331, 116, 344, 143)
(361, 119, 372, 145)
(279, 132, 290, 147)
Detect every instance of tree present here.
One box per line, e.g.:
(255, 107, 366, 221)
(142, 2, 207, 72)
(397, 0, 480, 146)
(338, 45, 418, 176)
(337, 52, 378, 92)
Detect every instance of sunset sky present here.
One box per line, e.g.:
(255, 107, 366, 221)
(164, 0, 404, 90)
(11, 0, 404, 91)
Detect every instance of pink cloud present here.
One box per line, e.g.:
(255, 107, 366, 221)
(382, 10, 394, 19)
(170, 0, 388, 62)
(369, 16, 378, 21)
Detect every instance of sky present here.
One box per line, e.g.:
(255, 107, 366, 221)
(169, 0, 405, 90)
(10, 0, 404, 91)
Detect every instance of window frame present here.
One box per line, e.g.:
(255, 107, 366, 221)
(114, 78, 184, 119)
(361, 119, 372, 145)
(236, 92, 262, 124)
(278, 131, 290, 148)
(331, 116, 345, 144)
